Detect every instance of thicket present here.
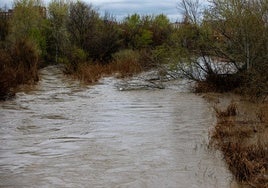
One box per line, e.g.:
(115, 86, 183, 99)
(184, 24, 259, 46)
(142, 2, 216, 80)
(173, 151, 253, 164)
(45, 0, 174, 82)
(0, 0, 174, 99)
(1, 0, 267, 99)
(167, 0, 268, 99)
(0, 39, 39, 99)
(0, 0, 42, 100)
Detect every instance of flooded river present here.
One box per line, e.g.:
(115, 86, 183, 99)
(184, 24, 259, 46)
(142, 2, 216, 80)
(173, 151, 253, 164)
(0, 66, 235, 187)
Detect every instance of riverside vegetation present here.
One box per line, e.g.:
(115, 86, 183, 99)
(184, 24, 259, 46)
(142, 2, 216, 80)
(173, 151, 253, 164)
(0, 0, 267, 99)
(210, 101, 268, 187)
(0, 0, 172, 98)
(0, 0, 268, 187)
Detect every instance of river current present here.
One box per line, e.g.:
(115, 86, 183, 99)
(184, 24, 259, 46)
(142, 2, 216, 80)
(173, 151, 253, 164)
(0, 66, 236, 187)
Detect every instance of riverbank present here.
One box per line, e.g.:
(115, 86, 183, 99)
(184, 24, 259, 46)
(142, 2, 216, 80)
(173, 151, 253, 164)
(205, 93, 268, 187)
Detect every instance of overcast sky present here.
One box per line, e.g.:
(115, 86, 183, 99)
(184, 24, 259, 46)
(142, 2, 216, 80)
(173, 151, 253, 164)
(0, 0, 182, 21)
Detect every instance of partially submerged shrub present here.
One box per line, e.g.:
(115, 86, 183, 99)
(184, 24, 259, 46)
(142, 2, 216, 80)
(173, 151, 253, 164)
(111, 49, 142, 77)
(66, 49, 156, 83)
(75, 62, 106, 83)
(62, 47, 90, 75)
(71, 50, 142, 83)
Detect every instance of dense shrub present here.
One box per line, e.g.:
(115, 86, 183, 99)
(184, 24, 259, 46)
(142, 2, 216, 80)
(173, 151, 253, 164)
(0, 39, 39, 100)
(194, 73, 243, 93)
(86, 19, 121, 62)
(11, 39, 39, 83)
(111, 49, 142, 76)
(0, 49, 15, 99)
(240, 63, 268, 101)
(172, 0, 268, 96)
(64, 47, 87, 72)
(0, 18, 9, 42)
(69, 49, 154, 83)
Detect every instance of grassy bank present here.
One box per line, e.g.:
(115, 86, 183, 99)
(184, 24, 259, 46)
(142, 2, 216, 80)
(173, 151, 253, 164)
(210, 101, 268, 187)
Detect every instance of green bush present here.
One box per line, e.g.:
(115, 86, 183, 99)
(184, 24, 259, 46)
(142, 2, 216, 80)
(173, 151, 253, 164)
(112, 49, 140, 64)
(65, 47, 87, 72)
(111, 49, 142, 76)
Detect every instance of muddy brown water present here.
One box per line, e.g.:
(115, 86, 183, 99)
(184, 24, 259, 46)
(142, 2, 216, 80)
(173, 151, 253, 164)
(0, 66, 238, 187)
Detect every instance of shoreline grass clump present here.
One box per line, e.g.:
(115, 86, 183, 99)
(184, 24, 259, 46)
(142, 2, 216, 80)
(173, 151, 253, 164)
(210, 103, 268, 187)
(213, 102, 237, 118)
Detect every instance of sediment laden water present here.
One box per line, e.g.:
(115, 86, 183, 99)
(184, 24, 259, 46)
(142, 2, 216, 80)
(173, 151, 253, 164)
(0, 66, 236, 187)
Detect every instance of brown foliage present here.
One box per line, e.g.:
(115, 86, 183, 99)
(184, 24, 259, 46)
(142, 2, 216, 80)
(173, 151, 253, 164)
(71, 60, 143, 84)
(214, 102, 237, 118)
(0, 39, 39, 100)
(211, 103, 268, 187)
(11, 39, 39, 84)
(221, 142, 267, 186)
(65, 49, 151, 83)
(75, 63, 107, 83)
(0, 49, 16, 99)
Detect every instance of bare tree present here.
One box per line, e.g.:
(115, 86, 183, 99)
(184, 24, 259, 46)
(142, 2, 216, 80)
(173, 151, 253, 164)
(177, 0, 203, 24)
(175, 0, 268, 95)
(206, 0, 268, 71)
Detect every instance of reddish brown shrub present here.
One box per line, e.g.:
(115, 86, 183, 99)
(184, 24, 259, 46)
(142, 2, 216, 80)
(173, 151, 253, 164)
(0, 39, 39, 100)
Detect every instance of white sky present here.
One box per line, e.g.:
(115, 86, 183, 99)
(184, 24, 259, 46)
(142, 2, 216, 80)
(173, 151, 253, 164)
(0, 0, 183, 21)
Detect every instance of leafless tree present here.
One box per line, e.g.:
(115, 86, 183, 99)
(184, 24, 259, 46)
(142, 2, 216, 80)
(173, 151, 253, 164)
(177, 0, 203, 24)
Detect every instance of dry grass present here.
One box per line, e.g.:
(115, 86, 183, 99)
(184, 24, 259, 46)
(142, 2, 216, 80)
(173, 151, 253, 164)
(75, 63, 106, 83)
(67, 50, 146, 83)
(73, 60, 143, 84)
(64, 49, 158, 84)
(210, 103, 268, 187)
(221, 142, 268, 187)
(214, 102, 237, 118)
(256, 105, 268, 123)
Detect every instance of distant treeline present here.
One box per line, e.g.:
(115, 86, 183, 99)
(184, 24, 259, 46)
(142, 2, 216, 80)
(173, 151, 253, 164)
(0, 0, 175, 99)
(0, 0, 267, 100)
